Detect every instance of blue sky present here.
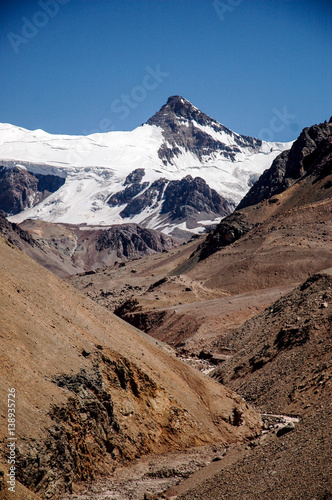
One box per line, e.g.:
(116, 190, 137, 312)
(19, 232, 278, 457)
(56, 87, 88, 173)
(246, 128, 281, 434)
(1, 0, 331, 141)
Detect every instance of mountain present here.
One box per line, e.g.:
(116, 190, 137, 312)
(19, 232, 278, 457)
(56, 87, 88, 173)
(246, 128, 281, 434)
(0, 96, 291, 239)
(83, 118, 331, 357)
(0, 213, 82, 276)
(194, 118, 332, 260)
(1, 113, 330, 500)
(64, 119, 331, 499)
(18, 219, 176, 275)
(237, 117, 332, 210)
(0, 214, 176, 277)
(0, 233, 261, 499)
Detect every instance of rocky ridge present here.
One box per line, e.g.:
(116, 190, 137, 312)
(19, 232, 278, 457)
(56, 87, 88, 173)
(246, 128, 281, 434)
(1, 214, 177, 278)
(237, 117, 332, 210)
(17, 219, 177, 277)
(147, 95, 263, 164)
(192, 118, 332, 261)
(108, 169, 232, 235)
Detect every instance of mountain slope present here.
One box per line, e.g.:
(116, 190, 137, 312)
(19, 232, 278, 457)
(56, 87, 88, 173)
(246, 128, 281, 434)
(211, 270, 332, 413)
(0, 235, 261, 499)
(178, 270, 331, 500)
(0, 213, 81, 276)
(237, 117, 332, 210)
(146, 95, 264, 164)
(18, 219, 176, 275)
(0, 215, 177, 278)
(193, 118, 332, 261)
(0, 96, 291, 239)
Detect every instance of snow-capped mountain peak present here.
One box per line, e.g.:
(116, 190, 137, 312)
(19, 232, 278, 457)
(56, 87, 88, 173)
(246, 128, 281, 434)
(148, 95, 208, 123)
(0, 97, 292, 240)
(146, 95, 277, 171)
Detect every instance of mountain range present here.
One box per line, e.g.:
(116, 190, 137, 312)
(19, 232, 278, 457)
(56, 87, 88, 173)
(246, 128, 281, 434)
(0, 96, 291, 240)
(63, 116, 331, 499)
(0, 103, 330, 499)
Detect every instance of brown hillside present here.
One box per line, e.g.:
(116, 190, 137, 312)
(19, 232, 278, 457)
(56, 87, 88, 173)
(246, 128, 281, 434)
(177, 270, 332, 500)
(212, 270, 332, 415)
(0, 236, 261, 499)
(0, 214, 80, 277)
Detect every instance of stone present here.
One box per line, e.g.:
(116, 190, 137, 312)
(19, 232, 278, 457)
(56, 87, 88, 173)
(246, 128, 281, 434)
(276, 421, 295, 437)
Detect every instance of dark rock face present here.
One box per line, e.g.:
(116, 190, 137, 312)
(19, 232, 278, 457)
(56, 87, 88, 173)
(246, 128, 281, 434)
(195, 211, 254, 261)
(108, 169, 149, 207)
(147, 96, 262, 164)
(95, 224, 175, 258)
(108, 170, 232, 225)
(0, 469, 4, 492)
(123, 168, 145, 185)
(119, 178, 167, 218)
(161, 175, 231, 220)
(108, 182, 149, 208)
(237, 119, 332, 210)
(0, 166, 65, 215)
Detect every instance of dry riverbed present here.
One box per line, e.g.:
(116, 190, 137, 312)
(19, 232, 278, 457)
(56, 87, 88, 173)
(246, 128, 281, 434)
(62, 414, 298, 500)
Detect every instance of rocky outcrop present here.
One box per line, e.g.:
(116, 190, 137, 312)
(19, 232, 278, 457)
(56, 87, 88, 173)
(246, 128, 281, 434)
(237, 118, 332, 210)
(16, 359, 165, 497)
(161, 176, 231, 220)
(147, 96, 262, 164)
(0, 165, 65, 215)
(193, 211, 254, 261)
(108, 169, 149, 207)
(116, 178, 167, 218)
(95, 224, 175, 258)
(108, 171, 233, 232)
